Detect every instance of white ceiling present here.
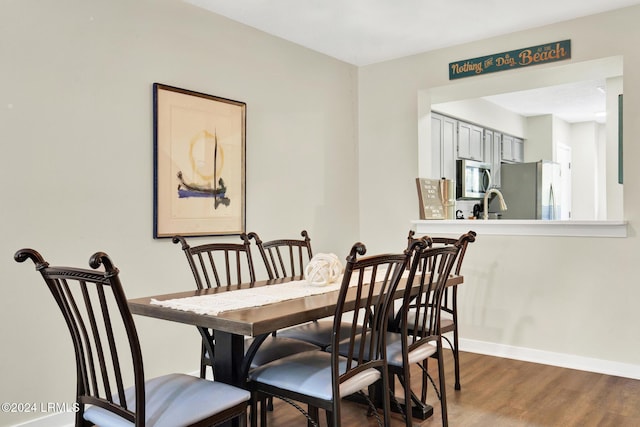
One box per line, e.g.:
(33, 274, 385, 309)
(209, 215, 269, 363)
(185, 0, 640, 66)
(185, 0, 635, 123)
(482, 79, 608, 124)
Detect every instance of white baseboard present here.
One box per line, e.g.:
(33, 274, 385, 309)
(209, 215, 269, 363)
(12, 411, 74, 427)
(460, 338, 640, 380)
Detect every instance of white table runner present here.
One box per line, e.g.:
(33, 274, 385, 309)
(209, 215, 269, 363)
(151, 268, 405, 316)
(151, 276, 346, 315)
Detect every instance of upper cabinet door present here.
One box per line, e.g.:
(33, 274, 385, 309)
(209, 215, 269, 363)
(502, 134, 514, 161)
(501, 134, 524, 163)
(431, 114, 443, 177)
(431, 113, 457, 179)
(441, 116, 457, 179)
(457, 121, 484, 161)
(512, 137, 525, 163)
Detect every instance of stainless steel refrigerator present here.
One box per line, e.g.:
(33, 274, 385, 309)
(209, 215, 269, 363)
(492, 160, 562, 220)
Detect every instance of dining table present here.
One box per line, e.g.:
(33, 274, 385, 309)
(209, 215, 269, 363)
(127, 272, 464, 424)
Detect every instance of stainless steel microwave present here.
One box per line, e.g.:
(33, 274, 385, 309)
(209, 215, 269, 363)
(456, 159, 492, 199)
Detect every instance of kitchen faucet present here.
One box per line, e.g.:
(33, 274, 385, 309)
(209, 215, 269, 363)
(483, 188, 508, 219)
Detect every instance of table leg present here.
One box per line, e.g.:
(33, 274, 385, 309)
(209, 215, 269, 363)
(198, 328, 247, 427)
(390, 397, 434, 420)
(345, 379, 435, 421)
(212, 330, 245, 385)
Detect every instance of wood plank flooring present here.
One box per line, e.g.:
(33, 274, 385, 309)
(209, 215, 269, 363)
(259, 351, 640, 426)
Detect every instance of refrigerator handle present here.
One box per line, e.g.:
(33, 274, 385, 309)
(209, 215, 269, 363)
(549, 183, 556, 219)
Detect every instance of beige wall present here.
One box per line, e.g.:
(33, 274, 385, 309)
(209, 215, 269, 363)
(526, 115, 554, 162)
(571, 122, 600, 219)
(0, 0, 359, 425)
(358, 4, 640, 370)
(607, 76, 625, 219)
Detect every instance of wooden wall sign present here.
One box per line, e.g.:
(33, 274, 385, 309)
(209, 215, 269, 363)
(416, 178, 457, 220)
(449, 40, 571, 80)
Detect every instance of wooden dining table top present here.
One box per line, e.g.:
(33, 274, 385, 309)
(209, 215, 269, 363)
(127, 274, 464, 337)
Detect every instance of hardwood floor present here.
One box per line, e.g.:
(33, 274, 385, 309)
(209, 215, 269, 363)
(259, 351, 640, 426)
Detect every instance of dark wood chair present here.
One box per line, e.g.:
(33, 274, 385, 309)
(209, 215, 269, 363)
(405, 230, 476, 390)
(173, 233, 257, 291)
(14, 248, 250, 427)
(173, 234, 318, 380)
(247, 230, 312, 279)
(248, 242, 412, 427)
(387, 238, 464, 427)
(248, 230, 360, 351)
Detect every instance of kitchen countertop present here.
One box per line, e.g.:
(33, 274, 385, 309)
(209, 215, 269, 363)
(412, 219, 628, 238)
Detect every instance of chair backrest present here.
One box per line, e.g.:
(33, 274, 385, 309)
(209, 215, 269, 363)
(173, 234, 256, 289)
(330, 243, 411, 396)
(395, 240, 462, 342)
(247, 230, 313, 279)
(14, 249, 145, 425)
(407, 230, 476, 275)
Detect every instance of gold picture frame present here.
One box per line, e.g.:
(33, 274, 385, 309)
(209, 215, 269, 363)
(153, 83, 246, 238)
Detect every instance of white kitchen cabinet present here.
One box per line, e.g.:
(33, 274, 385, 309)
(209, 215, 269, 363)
(457, 121, 484, 161)
(431, 113, 457, 179)
(501, 134, 524, 163)
(502, 134, 514, 161)
(513, 137, 524, 162)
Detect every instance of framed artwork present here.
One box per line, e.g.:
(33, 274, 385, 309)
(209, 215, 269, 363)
(153, 83, 246, 238)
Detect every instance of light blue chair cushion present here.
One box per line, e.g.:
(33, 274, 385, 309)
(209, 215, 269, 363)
(248, 351, 381, 401)
(386, 332, 437, 367)
(203, 335, 320, 369)
(330, 332, 437, 368)
(405, 309, 454, 331)
(278, 320, 362, 348)
(83, 373, 249, 427)
(248, 335, 320, 368)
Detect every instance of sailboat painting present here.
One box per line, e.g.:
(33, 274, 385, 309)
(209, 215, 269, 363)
(153, 83, 246, 238)
(176, 129, 230, 209)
